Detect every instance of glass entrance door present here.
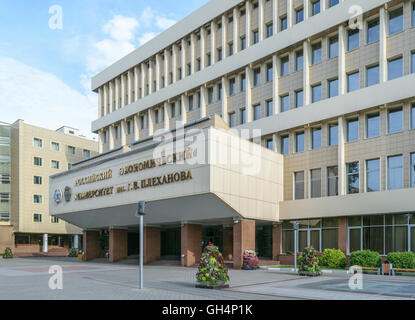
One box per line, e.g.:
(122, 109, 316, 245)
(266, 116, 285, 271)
(411, 227, 415, 252)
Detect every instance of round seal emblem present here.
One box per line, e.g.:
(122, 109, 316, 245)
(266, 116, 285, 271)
(64, 186, 72, 202)
(54, 189, 62, 204)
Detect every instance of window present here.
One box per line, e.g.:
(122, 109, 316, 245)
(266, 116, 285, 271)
(280, 56, 289, 76)
(366, 159, 380, 192)
(347, 118, 359, 142)
(367, 18, 380, 44)
(389, 7, 403, 36)
(228, 113, 236, 128)
(170, 103, 176, 118)
(154, 109, 160, 124)
(280, 16, 287, 31)
(253, 104, 261, 121)
(253, 2, 258, 9)
(280, 135, 289, 155)
(347, 162, 360, 194)
(207, 89, 213, 104)
(266, 63, 273, 82)
(310, 169, 322, 198)
(33, 195, 42, 203)
(253, 68, 261, 86)
(252, 30, 259, 44)
(388, 57, 403, 80)
(240, 74, 246, 92)
(311, 0, 320, 16)
(228, 42, 233, 56)
(347, 71, 360, 92)
(188, 95, 194, 111)
(196, 58, 201, 71)
(329, 0, 339, 7)
(217, 48, 222, 62)
(293, 51, 303, 72)
(411, 153, 415, 188)
(266, 100, 273, 117)
(266, 139, 273, 150)
(311, 128, 322, 149)
(295, 132, 305, 152)
(34, 157, 42, 166)
(34, 176, 42, 185)
(412, 104, 415, 129)
(296, 8, 304, 24)
(67, 146, 75, 155)
(413, 2, 415, 27)
(327, 166, 339, 196)
(51, 217, 59, 223)
(240, 9, 246, 16)
(366, 65, 379, 87)
(266, 24, 274, 37)
(51, 142, 59, 151)
(295, 90, 303, 108)
(33, 214, 42, 223)
(294, 172, 305, 200)
(140, 115, 145, 129)
(33, 138, 42, 148)
(312, 84, 322, 103)
(280, 95, 290, 112)
(329, 124, 338, 146)
(328, 79, 338, 98)
(218, 84, 222, 100)
(240, 108, 246, 124)
(240, 36, 246, 51)
(412, 52, 415, 74)
(51, 160, 59, 169)
(229, 78, 236, 95)
(328, 35, 338, 58)
(388, 107, 403, 134)
(388, 155, 403, 190)
(207, 53, 211, 67)
(187, 63, 191, 76)
(347, 29, 359, 51)
(366, 113, 380, 138)
(312, 42, 322, 64)
(126, 121, 131, 135)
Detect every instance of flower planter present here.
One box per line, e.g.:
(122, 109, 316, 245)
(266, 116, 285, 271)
(195, 281, 229, 289)
(196, 243, 230, 289)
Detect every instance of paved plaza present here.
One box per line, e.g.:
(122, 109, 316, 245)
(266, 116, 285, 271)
(0, 257, 415, 300)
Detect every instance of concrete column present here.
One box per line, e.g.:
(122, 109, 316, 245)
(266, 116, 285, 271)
(172, 44, 178, 83)
(163, 102, 169, 130)
(164, 49, 169, 86)
(200, 27, 206, 69)
(338, 24, 346, 95)
(120, 119, 127, 146)
(221, 76, 229, 124)
(148, 59, 154, 94)
(43, 233, 48, 253)
(83, 230, 101, 261)
(338, 217, 348, 254)
(115, 77, 120, 109)
(133, 114, 140, 141)
(181, 224, 202, 267)
(245, 66, 253, 122)
(272, 133, 278, 152)
(128, 70, 133, 105)
(304, 0, 310, 19)
(110, 81, 115, 112)
(272, 0, 278, 33)
(210, 21, 216, 63)
(221, 15, 227, 58)
(98, 87, 103, 117)
(272, 224, 282, 261)
(287, 0, 293, 28)
(259, 0, 265, 41)
(233, 220, 255, 269)
(338, 116, 346, 195)
(181, 94, 188, 124)
(303, 40, 311, 106)
(148, 109, 154, 136)
(223, 227, 233, 261)
(189, 35, 195, 75)
(272, 55, 279, 115)
(233, 7, 239, 54)
(121, 74, 126, 107)
(73, 235, 79, 249)
(140, 64, 145, 98)
(108, 126, 115, 150)
(103, 84, 108, 115)
(109, 229, 128, 263)
(134, 66, 139, 101)
(379, 6, 387, 83)
(156, 53, 161, 91)
(98, 131, 104, 153)
(322, 0, 328, 11)
(246, 0, 252, 47)
(144, 227, 161, 264)
(200, 85, 207, 118)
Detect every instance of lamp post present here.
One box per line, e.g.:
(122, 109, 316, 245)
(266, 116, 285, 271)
(136, 200, 146, 289)
(293, 221, 299, 272)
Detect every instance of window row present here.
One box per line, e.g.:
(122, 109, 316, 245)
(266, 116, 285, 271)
(33, 213, 59, 223)
(33, 138, 91, 157)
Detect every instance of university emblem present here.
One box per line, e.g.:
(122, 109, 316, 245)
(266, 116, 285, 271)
(54, 189, 62, 204)
(64, 186, 72, 202)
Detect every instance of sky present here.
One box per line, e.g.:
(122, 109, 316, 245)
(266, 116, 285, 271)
(0, 0, 209, 139)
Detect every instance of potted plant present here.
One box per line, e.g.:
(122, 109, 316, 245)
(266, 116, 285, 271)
(196, 242, 230, 289)
(298, 245, 321, 276)
(68, 248, 77, 257)
(3, 247, 13, 259)
(242, 250, 259, 270)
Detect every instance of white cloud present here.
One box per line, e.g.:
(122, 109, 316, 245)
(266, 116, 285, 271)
(138, 32, 158, 46)
(155, 16, 177, 30)
(0, 56, 97, 140)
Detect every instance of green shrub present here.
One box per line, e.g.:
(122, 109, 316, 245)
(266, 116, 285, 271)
(319, 249, 346, 269)
(387, 252, 415, 269)
(349, 250, 381, 268)
(3, 247, 13, 259)
(68, 248, 78, 257)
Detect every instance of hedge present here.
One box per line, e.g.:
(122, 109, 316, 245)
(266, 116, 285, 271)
(386, 252, 415, 269)
(348, 250, 381, 268)
(319, 249, 346, 269)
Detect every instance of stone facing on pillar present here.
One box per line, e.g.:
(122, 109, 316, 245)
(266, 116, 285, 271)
(83, 230, 101, 261)
(222, 227, 233, 261)
(338, 217, 348, 254)
(109, 229, 128, 263)
(233, 220, 255, 269)
(144, 227, 161, 264)
(272, 224, 282, 261)
(181, 224, 202, 267)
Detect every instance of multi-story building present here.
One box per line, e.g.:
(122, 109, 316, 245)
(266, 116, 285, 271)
(0, 120, 98, 255)
(50, 0, 415, 267)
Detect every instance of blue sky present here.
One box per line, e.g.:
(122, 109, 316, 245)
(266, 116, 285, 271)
(0, 0, 209, 138)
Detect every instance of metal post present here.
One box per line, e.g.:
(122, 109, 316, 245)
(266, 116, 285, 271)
(139, 215, 143, 289)
(293, 221, 299, 272)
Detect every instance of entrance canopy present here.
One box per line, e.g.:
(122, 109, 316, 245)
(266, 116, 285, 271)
(49, 115, 284, 230)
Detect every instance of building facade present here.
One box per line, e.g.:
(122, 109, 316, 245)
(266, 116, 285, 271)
(1, 120, 98, 255)
(51, 0, 415, 266)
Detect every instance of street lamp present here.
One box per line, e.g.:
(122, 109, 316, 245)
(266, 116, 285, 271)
(136, 200, 146, 289)
(293, 221, 299, 272)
